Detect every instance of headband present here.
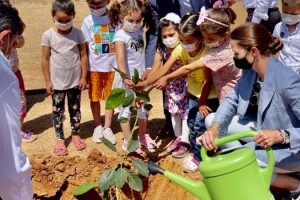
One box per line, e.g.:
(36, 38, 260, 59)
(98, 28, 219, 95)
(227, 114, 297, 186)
(160, 12, 181, 24)
(196, 6, 229, 27)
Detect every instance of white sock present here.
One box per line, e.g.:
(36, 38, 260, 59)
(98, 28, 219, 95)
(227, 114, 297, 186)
(180, 119, 189, 143)
(171, 115, 182, 138)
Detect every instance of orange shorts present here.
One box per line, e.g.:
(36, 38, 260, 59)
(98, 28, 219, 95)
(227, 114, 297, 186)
(88, 71, 115, 102)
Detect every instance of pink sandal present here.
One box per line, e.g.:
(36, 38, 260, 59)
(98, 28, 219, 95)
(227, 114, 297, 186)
(72, 139, 86, 151)
(53, 145, 68, 156)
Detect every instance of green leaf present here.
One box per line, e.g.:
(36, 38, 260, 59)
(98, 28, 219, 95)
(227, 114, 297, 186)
(127, 138, 140, 153)
(129, 106, 137, 115)
(122, 93, 134, 107)
(132, 69, 141, 84)
(127, 172, 143, 192)
(101, 137, 116, 152)
(136, 91, 150, 102)
(132, 160, 149, 177)
(113, 67, 130, 79)
(143, 104, 153, 111)
(115, 167, 128, 189)
(118, 117, 130, 123)
(99, 169, 115, 192)
(106, 88, 126, 110)
(73, 182, 96, 196)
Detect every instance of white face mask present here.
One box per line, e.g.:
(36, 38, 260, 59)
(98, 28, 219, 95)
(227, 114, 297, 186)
(90, 7, 107, 16)
(180, 42, 197, 52)
(54, 19, 73, 31)
(123, 20, 142, 33)
(282, 13, 300, 25)
(162, 36, 179, 48)
(205, 38, 222, 48)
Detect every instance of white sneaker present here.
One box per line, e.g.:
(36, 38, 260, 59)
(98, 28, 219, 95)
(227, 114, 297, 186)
(103, 128, 117, 145)
(92, 125, 104, 143)
(183, 159, 199, 173)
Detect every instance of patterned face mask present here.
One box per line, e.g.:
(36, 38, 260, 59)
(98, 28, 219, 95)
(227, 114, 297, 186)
(54, 19, 73, 31)
(90, 7, 107, 17)
(123, 20, 142, 33)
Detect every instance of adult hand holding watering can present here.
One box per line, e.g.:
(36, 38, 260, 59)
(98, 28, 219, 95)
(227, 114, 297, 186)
(196, 122, 285, 151)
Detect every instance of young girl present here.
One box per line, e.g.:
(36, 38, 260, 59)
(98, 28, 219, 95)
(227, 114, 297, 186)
(109, 0, 157, 153)
(9, 35, 37, 142)
(82, 0, 117, 145)
(136, 13, 217, 159)
(143, 12, 189, 158)
(155, 6, 241, 172)
(42, 0, 88, 156)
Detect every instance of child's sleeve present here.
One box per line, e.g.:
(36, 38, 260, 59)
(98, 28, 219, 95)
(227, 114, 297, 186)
(81, 19, 90, 42)
(112, 30, 127, 43)
(200, 48, 232, 72)
(78, 29, 86, 44)
(171, 45, 184, 63)
(41, 30, 50, 47)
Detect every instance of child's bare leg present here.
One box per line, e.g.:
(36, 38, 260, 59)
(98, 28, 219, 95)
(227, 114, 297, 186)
(91, 101, 101, 126)
(104, 109, 114, 129)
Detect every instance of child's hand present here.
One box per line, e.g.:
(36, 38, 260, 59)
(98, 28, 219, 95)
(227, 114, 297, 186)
(155, 77, 167, 90)
(79, 78, 87, 90)
(197, 103, 212, 118)
(141, 68, 152, 80)
(46, 81, 54, 95)
(123, 78, 134, 88)
(134, 81, 146, 90)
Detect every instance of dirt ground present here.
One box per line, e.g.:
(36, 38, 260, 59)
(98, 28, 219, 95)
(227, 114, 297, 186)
(12, 0, 249, 199)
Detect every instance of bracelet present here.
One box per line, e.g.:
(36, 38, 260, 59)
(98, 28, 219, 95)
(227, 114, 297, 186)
(279, 129, 290, 144)
(143, 80, 148, 88)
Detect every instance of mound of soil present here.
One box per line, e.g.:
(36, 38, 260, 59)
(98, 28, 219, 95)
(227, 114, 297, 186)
(30, 148, 200, 200)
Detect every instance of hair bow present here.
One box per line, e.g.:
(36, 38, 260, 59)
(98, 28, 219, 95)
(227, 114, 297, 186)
(196, 6, 208, 25)
(213, 0, 223, 9)
(160, 12, 181, 24)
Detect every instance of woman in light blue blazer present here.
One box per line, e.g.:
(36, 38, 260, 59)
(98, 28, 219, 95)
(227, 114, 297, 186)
(196, 23, 300, 197)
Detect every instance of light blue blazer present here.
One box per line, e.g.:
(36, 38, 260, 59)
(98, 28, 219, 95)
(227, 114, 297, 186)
(215, 57, 300, 171)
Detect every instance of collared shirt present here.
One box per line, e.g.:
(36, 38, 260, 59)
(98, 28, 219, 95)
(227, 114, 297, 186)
(243, 0, 278, 23)
(273, 22, 300, 75)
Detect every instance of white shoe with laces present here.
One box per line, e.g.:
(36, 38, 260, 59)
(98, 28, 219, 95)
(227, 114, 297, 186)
(92, 125, 104, 143)
(103, 128, 117, 145)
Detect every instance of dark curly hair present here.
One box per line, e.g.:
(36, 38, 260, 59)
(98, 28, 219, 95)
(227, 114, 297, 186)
(109, 0, 155, 30)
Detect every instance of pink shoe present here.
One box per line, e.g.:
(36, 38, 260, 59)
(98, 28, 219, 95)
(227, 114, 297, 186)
(166, 137, 181, 153)
(122, 139, 142, 154)
(138, 133, 157, 149)
(172, 142, 190, 158)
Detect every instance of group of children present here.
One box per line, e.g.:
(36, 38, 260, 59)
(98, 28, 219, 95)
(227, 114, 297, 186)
(35, 0, 300, 173)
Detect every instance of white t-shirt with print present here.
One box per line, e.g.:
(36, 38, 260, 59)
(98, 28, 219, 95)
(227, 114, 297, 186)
(81, 14, 117, 72)
(112, 28, 145, 77)
(41, 27, 85, 90)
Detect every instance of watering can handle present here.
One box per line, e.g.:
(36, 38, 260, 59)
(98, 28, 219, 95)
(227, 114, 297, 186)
(201, 131, 274, 186)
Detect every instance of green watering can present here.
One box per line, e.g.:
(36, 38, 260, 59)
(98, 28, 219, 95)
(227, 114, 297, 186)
(148, 131, 275, 200)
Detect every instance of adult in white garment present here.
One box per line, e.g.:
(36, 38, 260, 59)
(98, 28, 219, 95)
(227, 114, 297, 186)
(0, 1, 34, 200)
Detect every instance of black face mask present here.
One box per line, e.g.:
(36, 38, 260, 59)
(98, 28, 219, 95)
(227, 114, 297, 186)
(233, 52, 254, 70)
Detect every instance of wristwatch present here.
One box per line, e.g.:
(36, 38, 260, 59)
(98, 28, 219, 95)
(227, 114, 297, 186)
(280, 129, 290, 144)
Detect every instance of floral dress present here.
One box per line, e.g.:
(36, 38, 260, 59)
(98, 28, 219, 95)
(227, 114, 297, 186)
(163, 49, 189, 120)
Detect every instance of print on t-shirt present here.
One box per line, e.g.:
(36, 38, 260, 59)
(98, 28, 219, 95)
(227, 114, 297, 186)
(92, 23, 115, 54)
(129, 35, 144, 53)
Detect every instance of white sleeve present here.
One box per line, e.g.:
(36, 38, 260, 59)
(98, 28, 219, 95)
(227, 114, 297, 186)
(251, 0, 272, 23)
(0, 55, 34, 200)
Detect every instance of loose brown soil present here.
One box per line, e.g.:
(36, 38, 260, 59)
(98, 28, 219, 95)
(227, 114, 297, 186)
(12, 1, 248, 199)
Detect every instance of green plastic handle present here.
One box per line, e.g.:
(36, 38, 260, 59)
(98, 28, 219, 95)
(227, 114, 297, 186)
(200, 131, 274, 186)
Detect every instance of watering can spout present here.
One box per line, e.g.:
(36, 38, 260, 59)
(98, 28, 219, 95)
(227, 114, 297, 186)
(147, 160, 212, 200)
(148, 160, 165, 175)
